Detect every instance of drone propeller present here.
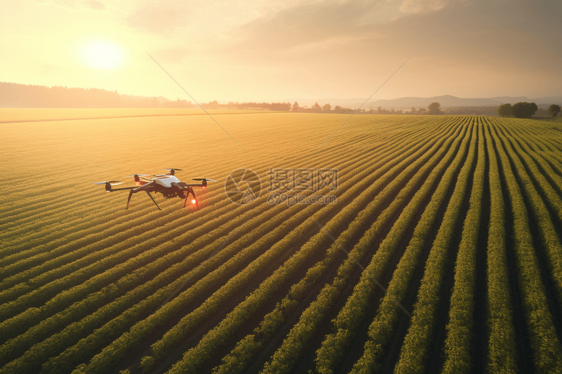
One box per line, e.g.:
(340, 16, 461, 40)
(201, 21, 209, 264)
(94, 181, 123, 192)
(93, 181, 123, 186)
(127, 174, 150, 182)
(192, 178, 215, 189)
(164, 168, 183, 176)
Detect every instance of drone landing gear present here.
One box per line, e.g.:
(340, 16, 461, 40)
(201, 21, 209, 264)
(126, 190, 133, 210)
(126, 189, 161, 210)
(146, 191, 161, 210)
(184, 187, 199, 210)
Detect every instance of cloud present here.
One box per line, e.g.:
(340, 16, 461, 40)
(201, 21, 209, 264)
(231, 0, 397, 54)
(228, 0, 561, 60)
(211, 0, 562, 99)
(126, 2, 190, 35)
(229, 0, 470, 55)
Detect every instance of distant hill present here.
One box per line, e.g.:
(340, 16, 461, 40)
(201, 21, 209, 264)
(363, 95, 532, 110)
(280, 94, 562, 111)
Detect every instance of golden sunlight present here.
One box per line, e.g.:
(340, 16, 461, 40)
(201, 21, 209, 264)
(80, 40, 123, 69)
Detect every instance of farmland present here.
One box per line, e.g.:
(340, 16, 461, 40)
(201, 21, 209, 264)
(1, 109, 562, 374)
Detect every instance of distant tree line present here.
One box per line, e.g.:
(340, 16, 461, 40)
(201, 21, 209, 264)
(201, 100, 292, 111)
(0, 82, 198, 108)
(286, 101, 447, 115)
(498, 102, 561, 118)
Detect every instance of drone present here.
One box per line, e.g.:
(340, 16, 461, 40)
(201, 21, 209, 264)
(94, 168, 215, 210)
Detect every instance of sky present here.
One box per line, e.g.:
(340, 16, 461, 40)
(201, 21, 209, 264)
(1, 0, 561, 103)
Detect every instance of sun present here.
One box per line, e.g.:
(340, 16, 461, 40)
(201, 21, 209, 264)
(80, 40, 123, 69)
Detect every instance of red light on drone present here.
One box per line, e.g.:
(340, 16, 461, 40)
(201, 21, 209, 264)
(202, 186, 206, 189)
(136, 182, 141, 186)
(191, 199, 196, 205)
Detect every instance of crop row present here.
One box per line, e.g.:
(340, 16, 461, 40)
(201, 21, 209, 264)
(494, 122, 562, 309)
(482, 118, 518, 373)
(0, 117, 402, 372)
(203, 120, 455, 374)
(488, 121, 562, 373)
(168, 118, 466, 374)
(0, 116, 373, 252)
(0, 125, 349, 261)
(54, 120, 450, 374)
(313, 117, 472, 374)
(346, 118, 476, 373)
(0, 196, 303, 371)
(0, 119, 392, 301)
(1, 116, 410, 261)
(0, 123, 397, 358)
(0, 194, 271, 336)
(0, 116, 442, 372)
(158, 118, 464, 372)
(9, 116, 423, 371)
(439, 120, 486, 373)
(390, 118, 478, 373)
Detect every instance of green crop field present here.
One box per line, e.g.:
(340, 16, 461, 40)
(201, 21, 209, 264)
(1, 110, 562, 374)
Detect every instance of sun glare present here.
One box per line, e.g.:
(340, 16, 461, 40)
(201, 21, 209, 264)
(81, 40, 123, 69)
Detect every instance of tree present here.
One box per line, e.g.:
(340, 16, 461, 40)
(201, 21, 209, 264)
(322, 103, 331, 112)
(311, 102, 322, 112)
(427, 102, 442, 115)
(410, 107, 416, 115)
(549, 104, 561, 117)
(292, 102, 299, 112)
(512, 102, 538, 118)
(497, 103, 513, 117)
(271, 102, 291, 111)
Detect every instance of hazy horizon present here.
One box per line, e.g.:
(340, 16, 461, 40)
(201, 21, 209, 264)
(1, 0, 561, 103)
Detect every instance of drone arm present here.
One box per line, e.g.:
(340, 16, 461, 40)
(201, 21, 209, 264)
(111, 186, 137, 191)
